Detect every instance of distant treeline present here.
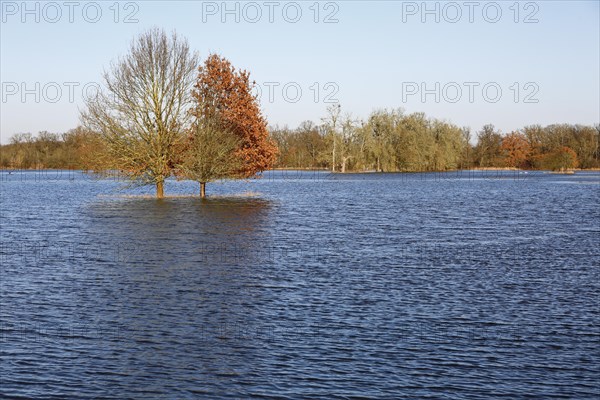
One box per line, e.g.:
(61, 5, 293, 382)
(271, 107, 599, 172)
(0, 127, 103, 170)
(2, 108, 599, 172)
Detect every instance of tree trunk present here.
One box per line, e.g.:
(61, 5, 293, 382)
(341, 155, 351, 173)
(156, 180, 164, 198)
(332, 139, 336, 172)
(200, 182, 206, 198)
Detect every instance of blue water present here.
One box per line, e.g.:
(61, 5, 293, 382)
(1, 170, 599, 399)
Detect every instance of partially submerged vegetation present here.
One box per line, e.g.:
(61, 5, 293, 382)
(1, 32, 598, 188)
(2, 116, 597, 179)
(0, 28, 277, 199)
(79, 29, 276, 198)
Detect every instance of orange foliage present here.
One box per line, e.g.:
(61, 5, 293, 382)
(501, 132, 531, 168)
(192, 54, 278, 178)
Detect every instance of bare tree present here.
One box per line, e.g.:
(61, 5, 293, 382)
(322, 104, 341, 172)
(81, 28, 199, 198)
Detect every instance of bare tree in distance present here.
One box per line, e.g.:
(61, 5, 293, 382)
(322, 103, 341, 172)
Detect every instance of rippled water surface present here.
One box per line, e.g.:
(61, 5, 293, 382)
(1, 170, 599, 399)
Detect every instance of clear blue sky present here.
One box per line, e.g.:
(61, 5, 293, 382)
(1, 0, 599, 143)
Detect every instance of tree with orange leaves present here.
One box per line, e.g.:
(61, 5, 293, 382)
(501, 132, 531, 168)
(191, 54, 278, 184)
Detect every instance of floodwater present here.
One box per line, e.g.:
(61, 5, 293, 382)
(1, 170, 599, 399)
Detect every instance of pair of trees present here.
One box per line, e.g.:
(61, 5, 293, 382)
(81, 28, 277, 198)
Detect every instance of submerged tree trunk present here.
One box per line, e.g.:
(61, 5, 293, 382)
(200, 182, 206, 198)
(156, 180, 165, 198)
